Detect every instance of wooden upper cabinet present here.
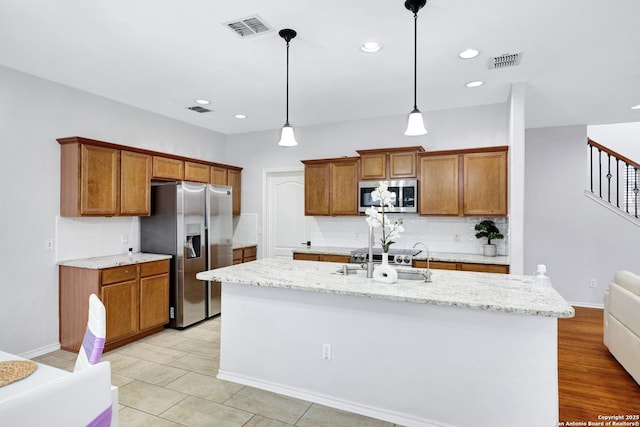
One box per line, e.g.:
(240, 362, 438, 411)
(330, 158, 359, 215)
(120, 151, 151, 216)
(359, 153, 386, 180)
(228, 169, 242, 216)
(210, 166, 228, 185)
(357, 146, 424, 180)
(184, 161, 210, 183)
(152, 156, 184, 180)
(302, 157, 359, 216)
(58, 136, 243, 216)
(419, 154, 460, 215)
(418, 146, 508, 217)
(60, 142, 120, 216)
(303, 161, 331, 216)
(463, 150, 508, 216)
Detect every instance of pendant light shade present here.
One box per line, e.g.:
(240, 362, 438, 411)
(278, 124, 297, 147)
(278, 28, 298, 147)
(404, 0, 427, 136)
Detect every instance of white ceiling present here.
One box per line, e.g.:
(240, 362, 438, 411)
(1, 0, 639, 135)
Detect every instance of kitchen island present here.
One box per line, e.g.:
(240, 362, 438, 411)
(197, 259, 573, 427)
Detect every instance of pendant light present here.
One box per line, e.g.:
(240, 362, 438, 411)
(404, 0, 428, 136)
(278, 28, 298, 147)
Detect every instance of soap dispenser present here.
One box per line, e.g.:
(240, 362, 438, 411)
(532, 264, 552, 288)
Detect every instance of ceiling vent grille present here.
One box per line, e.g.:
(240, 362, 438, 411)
(488, 52, 523, 69)
(225, 15, 272, 37)
(187, 106, 211, 113)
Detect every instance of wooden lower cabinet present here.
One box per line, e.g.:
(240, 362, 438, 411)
(293, 252, 351, 263)
(59, 259, 170, 353)
(233, 245, 257, 265)
(413, 259, 509, 274)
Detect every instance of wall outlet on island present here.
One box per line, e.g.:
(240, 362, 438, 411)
(589, 278, 597, 288)
(322, 343, 332, 360)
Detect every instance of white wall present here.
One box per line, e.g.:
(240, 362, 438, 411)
(227, 104, 510, 258)
(0, 65, 227, 356)
(525, 125, 640, 306)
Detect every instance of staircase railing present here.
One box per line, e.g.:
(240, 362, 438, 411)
(588, 138, 639, 220)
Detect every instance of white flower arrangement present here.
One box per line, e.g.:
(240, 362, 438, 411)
(365, 181, 404, 253)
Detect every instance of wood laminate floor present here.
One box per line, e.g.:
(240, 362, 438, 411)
(558, 306, 640, 423)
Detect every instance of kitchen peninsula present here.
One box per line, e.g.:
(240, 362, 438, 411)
(197, 259, 574, 427)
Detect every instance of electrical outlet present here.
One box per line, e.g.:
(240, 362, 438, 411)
(45, 238, 54, 251)
(354, 232, 360, 239)
(454, 234, 460, 242)
(322, 343, 332, 360)
(589, 279, 597, 288)
(121, 234, 129, 244)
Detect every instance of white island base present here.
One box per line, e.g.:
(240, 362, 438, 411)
(217, 282, 559, 427)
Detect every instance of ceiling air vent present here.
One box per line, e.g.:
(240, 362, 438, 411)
(187, 106, 211, 113)
(224, 15, 272, 38)
(488, 52, 523, 69)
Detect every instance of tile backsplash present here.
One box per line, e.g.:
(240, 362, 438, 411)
(306, 215, 509, 255)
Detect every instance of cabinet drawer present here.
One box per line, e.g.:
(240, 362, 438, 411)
(243, 246, 257, 259)
(101, 265, 138, 285)
(141, 259, 170, 277)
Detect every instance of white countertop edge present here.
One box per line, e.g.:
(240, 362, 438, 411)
(196, 259, 573, 318)
(58, 253, 172, 269)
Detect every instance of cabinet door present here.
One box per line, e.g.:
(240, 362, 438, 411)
(184, 161, 210, 183)
(304, 163, 331, 216)
(152, 156, 184, 180)
(80, 144, 120, 216)
(228, 169, 242, 215)
(463, 151, 507, 216)
(359, 154, 386, 180)
(101, 280, 138, 343)
(419, 154, 460, 215)
(389, 152, 417, 178)
(331, 160, 359, 215)
(120, 151, 151, 216)
(139, 274, 169, 330)
(211, 166, 228, 185)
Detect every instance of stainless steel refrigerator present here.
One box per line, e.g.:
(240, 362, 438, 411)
(140, 181, 232, 328)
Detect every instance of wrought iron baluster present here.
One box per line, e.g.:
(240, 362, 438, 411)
(606, 153, 612, 203)
(615, 158, 620, 208)
(635, 166, 639, 218)
(598, 148, 602, 199)
(590, 143, 594, 193)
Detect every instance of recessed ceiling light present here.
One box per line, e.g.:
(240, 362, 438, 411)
(195, 99, 210, 105)
(631, 105, 640, 110)
(465, 80, 484, 88)
(459, 49, 479, 59)
(361, 41, 382, 53)
(234, 114, 247, 119)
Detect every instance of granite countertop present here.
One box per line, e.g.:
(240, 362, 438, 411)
(58, 253, 172, 269)
(291, 246, 510, 265)
(196, 258, 574, 318)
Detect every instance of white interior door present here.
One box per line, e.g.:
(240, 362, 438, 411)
(265, 169, 306, 259)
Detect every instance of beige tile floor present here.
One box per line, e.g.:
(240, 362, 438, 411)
(35, 316, 402, 427)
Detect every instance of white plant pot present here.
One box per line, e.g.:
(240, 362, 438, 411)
(483, 244, 497, 257)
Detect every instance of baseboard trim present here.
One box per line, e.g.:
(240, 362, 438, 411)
(20, 342, 61, 359)
(217, 370, 453, 427)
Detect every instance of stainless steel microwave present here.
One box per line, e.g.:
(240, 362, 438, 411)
(358, 179, 418, 213)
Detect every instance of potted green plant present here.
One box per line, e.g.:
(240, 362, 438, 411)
(474, 219, 504, 257)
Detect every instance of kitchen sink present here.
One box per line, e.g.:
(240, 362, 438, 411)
(337, 266, 430, 281)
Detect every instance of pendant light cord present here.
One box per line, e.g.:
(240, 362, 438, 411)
(285, 40, 290, 126)
(412, 11, 418, 111)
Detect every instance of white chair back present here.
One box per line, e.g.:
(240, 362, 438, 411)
(75, 294, 107, 372)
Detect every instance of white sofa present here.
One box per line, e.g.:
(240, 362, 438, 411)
(604, 270, 640, 385)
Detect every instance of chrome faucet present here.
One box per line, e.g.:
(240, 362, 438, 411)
(413, 241, 432, 282)
(366, 226, 374, 278)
